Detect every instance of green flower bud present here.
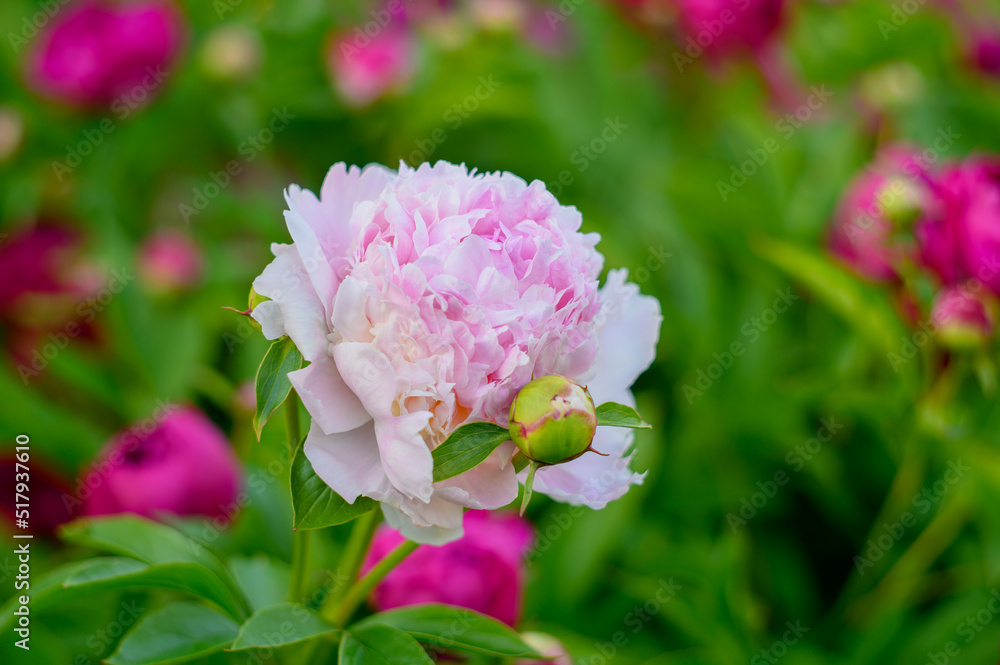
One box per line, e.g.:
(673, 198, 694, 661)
(249, 286, 269, 312)
(509, 375, 598, 465)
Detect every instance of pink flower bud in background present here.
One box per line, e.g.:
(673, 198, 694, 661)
(28, 0, 184, 108)
(328, 17, 417, 108)
(916, 157, 1000, 293)
(199, 25, 263, 82)
(363, 510, 534, 626)
(0, 455, 77, 536)
(516, 632, 574, 665)
(828, 145, 925, 282)
(138, 229, 204, 294)
(930, 285, 994, 349)
(82, 406, 242, 523)
(0, 106, 25, 163)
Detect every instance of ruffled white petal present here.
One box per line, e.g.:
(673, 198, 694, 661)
(288, 356, 371, 435)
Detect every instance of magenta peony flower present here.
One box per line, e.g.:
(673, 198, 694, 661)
(362, 510, 533, 625)
(969, 31, 1000, 77)
(251, 161, 661, 543)
(929, 285, 994, 348)
(328, 18, 416, 107)
(28, 0, 184, 108)
(138, 229, 204, 294)
(828, 145, 925, 282)
(673, 0, 787, 59)
(916, 157, 1000, 292)
(82, 406, 242, 522)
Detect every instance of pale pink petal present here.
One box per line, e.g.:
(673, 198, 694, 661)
(332, 275, 374, 343)
(284, 188, 340, 311)
(579, 269, 662, 402)
(435, 452, 519, 510)
(303, 420, 393, 503)
(382, 498, 464, 545)
(374, 411, 434, 502)
(250, 244, 329, 362)
(288, 356, 371, 435)
(332, 342, 397, 418)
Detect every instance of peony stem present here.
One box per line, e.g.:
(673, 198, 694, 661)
(331, 539, 419, 627)
(321, 508, 382, 618)
(285, 392, 310, 602)
(520, 460, 540, 516)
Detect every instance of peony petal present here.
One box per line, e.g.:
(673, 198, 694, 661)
(303, 420, 392, 503)
(284, 188, 339, 312)
(581, 269, 662, 402)
(332, 275, 374, 343)
(435, 452, 519, 510)
(382, 498, 464, 545)
(332, 342, 397, 418)
(373, 411, 434, 502)
(250, 245, 330, 362)
(288, 356, 372, 435)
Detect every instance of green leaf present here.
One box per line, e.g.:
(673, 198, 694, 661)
(595, 402, 651, 429)
(355, 603, 544, 658)
(340, 624, 435, 665)
(431, 422, 511, 482)
(230, 602, 339, 650)
(228, 555, 291, 612)
(254, 336, 303, 439)
(107, 601, 240, 665)
(60, 516, 249, 619)
(291, 445, 378, 530)
(752, 237, 903, 353)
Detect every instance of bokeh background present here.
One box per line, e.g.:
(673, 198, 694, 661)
(2, 0, 1000, 663)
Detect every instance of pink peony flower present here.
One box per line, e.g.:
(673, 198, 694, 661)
(969, 31, 1000, 77)
(28, 0, 184, 108)
(828, 145, 925, 282)
(251, 161, 661, 543)
(138, 229, 204, 294)
(916, 157, 1000, 293)
(82, 406, 242, 522)
(362, 510, 533, 625)
(328, 17, 416, 108)
(929, 284, 994, 348)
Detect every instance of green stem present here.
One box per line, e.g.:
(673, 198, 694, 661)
(331, 539, 419, 627)
(520, 460, 539, 516)
(285, 392, 309, 602)
(324, 509, 382, 613)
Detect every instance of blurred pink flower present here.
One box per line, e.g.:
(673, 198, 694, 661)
(83, 406, 242, 522)
(138, 229, 204, 294)
(28, 0, 184, 108)
(916, 157, 1000, 293)
(930, 285, 994, 348)
(672, 0, 787, 60)
(363, 510, 533, 626)
(328, 17, 416, 107)
(250, 161, 660, 543)
(828, 145, 925, 282)
(969, 32, 1000, 77)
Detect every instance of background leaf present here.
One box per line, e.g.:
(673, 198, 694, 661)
(291, 445, 378, 529)
(230, 602, 338, 650)
(106, 601, 240, 665)
(253, 336, 303, 439)
(431, 422, 512, 482)
(595, 402, 651, 429)
(339, 624, 436, 665)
